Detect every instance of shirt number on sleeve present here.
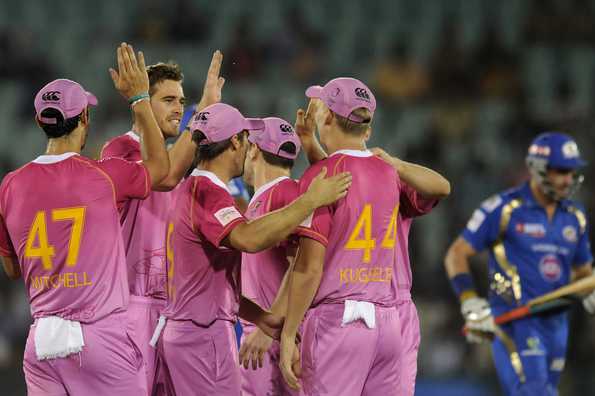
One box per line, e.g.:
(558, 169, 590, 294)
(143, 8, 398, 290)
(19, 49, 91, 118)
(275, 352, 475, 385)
(24, 207, 86, 270)
(344, 203, 399, 263)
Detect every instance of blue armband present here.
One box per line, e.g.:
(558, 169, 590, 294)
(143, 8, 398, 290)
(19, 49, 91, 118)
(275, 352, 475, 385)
(450, 273, 477, 301)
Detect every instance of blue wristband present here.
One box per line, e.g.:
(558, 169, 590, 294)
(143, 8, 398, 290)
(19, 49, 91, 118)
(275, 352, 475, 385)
(450, 273, 476, 298)
(128, 93, 150, 104)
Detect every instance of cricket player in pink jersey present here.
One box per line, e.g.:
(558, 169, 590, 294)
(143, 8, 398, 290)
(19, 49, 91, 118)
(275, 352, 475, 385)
(0, 43, 169, 396)
(155, 102, 352, 395)
(238, 117, 302, 396)
(101, 51, 225, 392)
(279, 78, 450, 395)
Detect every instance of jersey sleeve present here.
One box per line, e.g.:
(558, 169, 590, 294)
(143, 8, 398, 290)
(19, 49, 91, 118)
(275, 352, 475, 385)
(294, 165, 333, 247)
(399, 182, 439, 218)
(100, 136, 137, 161)
(98, 157, 150, 204)
(0, 213, 15, 257)
(194, 182, 247, 247)
(460, 195, 504, 253)
(573, 214, 593, 267)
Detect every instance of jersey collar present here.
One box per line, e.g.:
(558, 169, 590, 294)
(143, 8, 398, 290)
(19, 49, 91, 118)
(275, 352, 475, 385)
(329, 149, 373, 158)
(250, 176, 290, 205)
(32, 152, 79, 164)
(190, 169, 231, 193)
(126, 130, 141, 143)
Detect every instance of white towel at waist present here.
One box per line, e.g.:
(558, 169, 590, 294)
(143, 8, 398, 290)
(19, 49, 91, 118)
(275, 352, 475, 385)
(341, 300, 376, 329)
(34, 316, 85, 361)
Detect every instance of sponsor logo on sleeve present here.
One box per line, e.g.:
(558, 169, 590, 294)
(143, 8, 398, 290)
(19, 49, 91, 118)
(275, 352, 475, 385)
(480, 195, 502, 213)
(214, 206, 242, 226)
(300, 213, 313, 228)
(466, 209, 486, 233)
(562, 225, 577, 243)
(539, 254, 562, 282)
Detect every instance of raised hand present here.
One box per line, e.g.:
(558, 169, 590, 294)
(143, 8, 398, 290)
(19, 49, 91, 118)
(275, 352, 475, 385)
(197, 50, 225, 111)
(305, 167, 352, 208)
(295, 99, 318, 143)
(370, 147, 403, 173)
(109, 42, 149, 100)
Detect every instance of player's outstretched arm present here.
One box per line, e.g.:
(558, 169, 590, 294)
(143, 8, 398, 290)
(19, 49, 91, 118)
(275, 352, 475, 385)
(1, 256, 20, 280)
(295, 99, 327, 165)
(371, 147, 450, 199)
(110, 43, 169, 188)
(224, 168, 351, 253)
(279, 238, 325, 390)
(154, 50, 226, 191)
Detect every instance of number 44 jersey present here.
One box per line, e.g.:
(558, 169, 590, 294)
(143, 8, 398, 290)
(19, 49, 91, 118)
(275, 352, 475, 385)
(0, 152, 150, 323)
(296, 149, 401, 307)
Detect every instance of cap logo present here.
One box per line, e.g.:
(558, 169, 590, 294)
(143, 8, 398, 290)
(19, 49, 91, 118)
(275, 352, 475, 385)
(529, 144, 550, 156)
(562, 141, 579, 159)
(331, 87, 341, 97)
(196, 111, 209, 122)
(279, 124, 294, 134)
(354, 87, 370, 101)
(42, 91, 61, 101)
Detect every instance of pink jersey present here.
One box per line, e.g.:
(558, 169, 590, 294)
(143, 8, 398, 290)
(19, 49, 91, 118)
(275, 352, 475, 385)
(297, 149, 401, 307)
(161, 169, 247, 325)
(241, 177, 299, 311)
(393, 183, 438, 294)
(0, 152, 150, 322)
(101, 131, 171, 299)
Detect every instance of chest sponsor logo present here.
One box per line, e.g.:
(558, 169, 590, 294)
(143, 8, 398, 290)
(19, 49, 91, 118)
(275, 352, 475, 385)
(515, 223, 546, 238)
(562, 225, 577, 243)
(539, 254, 562, 282)
(214, 206, 243, 226)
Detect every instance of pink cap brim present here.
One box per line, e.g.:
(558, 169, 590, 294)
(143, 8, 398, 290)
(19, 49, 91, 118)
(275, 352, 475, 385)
(305, 86, 323, 98)
(85, 91, 98, 106)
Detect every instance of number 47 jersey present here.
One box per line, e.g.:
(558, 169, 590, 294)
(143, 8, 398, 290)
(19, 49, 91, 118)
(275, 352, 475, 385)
(0, 153, 150, 322)
(297, 149, 400, 307)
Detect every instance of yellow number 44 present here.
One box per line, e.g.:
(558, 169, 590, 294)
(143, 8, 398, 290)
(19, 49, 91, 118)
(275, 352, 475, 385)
(24, 207, 86, 270)
(345, 204, 399, 263)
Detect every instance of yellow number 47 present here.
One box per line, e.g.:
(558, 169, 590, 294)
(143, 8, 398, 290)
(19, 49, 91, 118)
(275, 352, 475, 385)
(24, 207, 86, 270)
(345, 204, 399, 263)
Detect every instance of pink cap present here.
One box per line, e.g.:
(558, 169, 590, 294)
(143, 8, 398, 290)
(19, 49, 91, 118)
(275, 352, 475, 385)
(190, 103, 265, 145)
(34, 79, 98, 124)
(248, 117, 301, 160)
(305, 77, 376, 122)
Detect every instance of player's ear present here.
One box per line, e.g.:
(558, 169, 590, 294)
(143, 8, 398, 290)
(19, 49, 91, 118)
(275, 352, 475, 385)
(80, 108, 90, 126)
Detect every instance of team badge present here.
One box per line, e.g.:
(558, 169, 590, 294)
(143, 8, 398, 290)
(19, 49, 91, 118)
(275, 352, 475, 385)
(562, 141, 580, 159)
(562, 225, 577, 243)
(539, 254, 562, 282)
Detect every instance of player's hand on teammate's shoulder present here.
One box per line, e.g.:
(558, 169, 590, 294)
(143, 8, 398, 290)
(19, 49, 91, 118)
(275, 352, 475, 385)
(582, 289, 595, 314)
(304, 167, 352, 208)
(239, 329, 273, 370)
(109, 42, 149, 100)
(461, 296, 496, 344)
(370, 147, 403, 173)
(197, 50, 225, 111)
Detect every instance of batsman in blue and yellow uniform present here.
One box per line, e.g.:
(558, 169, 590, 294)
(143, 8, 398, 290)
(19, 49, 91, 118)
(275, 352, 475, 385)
(445, 132, 594, 395)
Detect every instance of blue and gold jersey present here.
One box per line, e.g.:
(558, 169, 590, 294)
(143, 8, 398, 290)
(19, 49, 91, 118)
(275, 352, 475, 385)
(461, 182, 592, 317)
